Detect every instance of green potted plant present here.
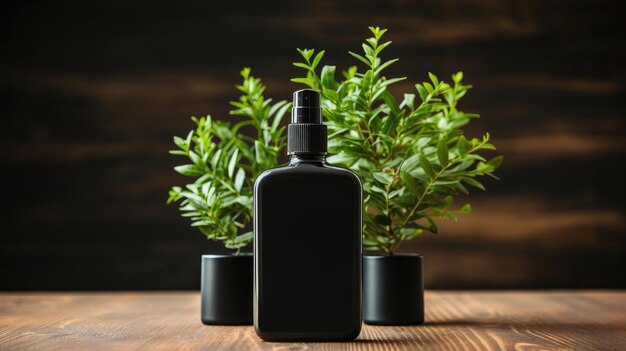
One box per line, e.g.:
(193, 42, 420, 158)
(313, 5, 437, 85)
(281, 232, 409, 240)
(167, 68, 290, 325)
(292, 27, 502, 325)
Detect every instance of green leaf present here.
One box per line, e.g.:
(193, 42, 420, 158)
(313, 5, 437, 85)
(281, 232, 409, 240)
(373, 172, 393, 185)
(400, 227, 424, 240)
(191, 220, 212, 227)
(379, 77, 407, 88)
(234, 168, 245, 192)
(228, 149, 239, 178)
(415, 84, 428, 102)
(423, 82, 434, 93)
(487, 156, 504, 170)
(292, 62, 310, 69)
(166, 187, 182, 204)
(254, 140, 264, 164)
(174, 164, 203, 177)
(457, 135, 468, 156)
(400, 170, 421, 196)
(428, 72, 439, 86)
(271, 101, 290, 130)
(348, 51, 371, 67)
(461, 176, 485, 191)
(437, 141, 449, 166)
(453, 71, 464, 84)
(402, 93, 415, 110)
(388, 188, 404, 198)
(210, 149, 222, 169)
(173, 136, 186, 150)
(311, 50, 325, 69)
(374, 58, 399, 75)
(179, 190, 205, 205)
(459, 203, 472, 214)
(185, 130, 194, 150)
(370, 185, 387, 196)
(425, 216, 439, 234)
(297, 48, 313, 60)
(188, 150, 202, 167)
(236, 231, 254, 242)
(420, 156, 435, 178)
(381, 90, 400, 117)
(290, 77, 314, 87)
(401, 154, 420, 172)
(320, 65, 337, 89)
(362, 70, 373, 88)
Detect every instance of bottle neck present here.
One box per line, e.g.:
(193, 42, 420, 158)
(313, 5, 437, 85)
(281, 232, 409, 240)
(289, 154, 326, 165)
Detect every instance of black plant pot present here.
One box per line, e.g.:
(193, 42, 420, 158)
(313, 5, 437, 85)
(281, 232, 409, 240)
(363, 254, 424, 325)
(201, 253, 253, 325)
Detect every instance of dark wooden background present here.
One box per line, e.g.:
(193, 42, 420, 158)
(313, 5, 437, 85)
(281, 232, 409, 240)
(1, 0, 624, 290)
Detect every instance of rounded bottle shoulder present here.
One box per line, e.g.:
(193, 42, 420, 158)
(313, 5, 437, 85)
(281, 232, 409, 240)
(254, 164, 363, 198)
(256, 163, 361, 184)
(323, 164, 362, 185)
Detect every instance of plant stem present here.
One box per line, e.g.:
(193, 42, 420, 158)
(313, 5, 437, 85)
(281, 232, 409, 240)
(400, 141, 490, 229)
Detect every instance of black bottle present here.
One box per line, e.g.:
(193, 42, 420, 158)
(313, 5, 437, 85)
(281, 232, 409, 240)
(253, 89, 363, 341)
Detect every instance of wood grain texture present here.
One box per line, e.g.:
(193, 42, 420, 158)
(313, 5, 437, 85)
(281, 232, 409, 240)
(1, 291, 624, 350)
(1, 0, 625, 290)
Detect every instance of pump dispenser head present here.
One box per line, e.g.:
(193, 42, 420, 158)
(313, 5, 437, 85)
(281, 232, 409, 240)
(287, 89, 327, 155)
(292, 89, 322, 123)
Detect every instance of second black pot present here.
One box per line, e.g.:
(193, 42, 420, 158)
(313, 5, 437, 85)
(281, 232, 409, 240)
(201, 253, 252, 325)
(363, 254, 424, 325)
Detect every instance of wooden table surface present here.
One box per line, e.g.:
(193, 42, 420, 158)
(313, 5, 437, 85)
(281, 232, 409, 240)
(0, 291, 624, 351)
